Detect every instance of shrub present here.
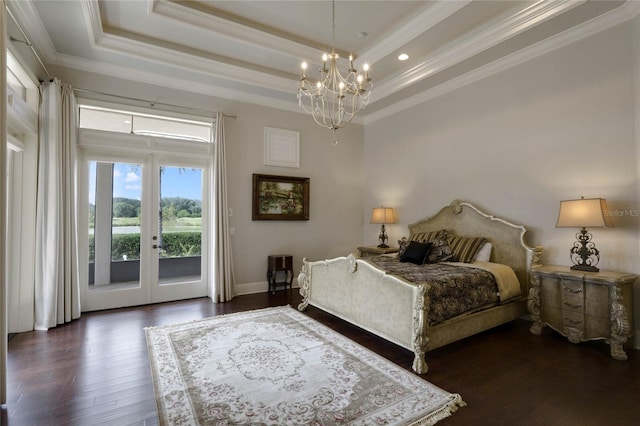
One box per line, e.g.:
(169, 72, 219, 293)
(160, 232, 201, 258)
(88, 232, 201, 262)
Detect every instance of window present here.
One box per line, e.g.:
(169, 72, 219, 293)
(79, 105, 212, 143)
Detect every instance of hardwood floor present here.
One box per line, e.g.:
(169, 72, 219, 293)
(2, 291, 638, 425)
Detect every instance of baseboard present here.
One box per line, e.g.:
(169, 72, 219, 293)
(235, 280, 299, 296)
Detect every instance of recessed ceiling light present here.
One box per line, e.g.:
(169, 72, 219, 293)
(398, 53, 409, 61)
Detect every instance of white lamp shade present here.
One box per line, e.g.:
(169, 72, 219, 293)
(370, 207, 397, 224)
(556, 198, 613, 228)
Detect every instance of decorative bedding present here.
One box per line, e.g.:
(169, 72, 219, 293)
(364, 256, 520, 325)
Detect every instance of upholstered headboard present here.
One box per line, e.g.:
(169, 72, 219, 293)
(408, 200, 542, 295)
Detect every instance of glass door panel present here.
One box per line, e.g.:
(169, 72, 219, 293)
(88, 160, 143, 292)
(158, 166, 202, 285)
(151, 160, 208, 303)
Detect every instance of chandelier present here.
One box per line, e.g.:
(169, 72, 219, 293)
(297, 0, 373, 144)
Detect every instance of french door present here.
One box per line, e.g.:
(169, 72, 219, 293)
(79, 146, 210, 311)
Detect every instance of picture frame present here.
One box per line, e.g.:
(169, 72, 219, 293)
(264, 127, 300, 168)
(252, 174, 310, 220)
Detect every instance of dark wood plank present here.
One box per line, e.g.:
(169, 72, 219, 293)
(2, 290, 638, 425)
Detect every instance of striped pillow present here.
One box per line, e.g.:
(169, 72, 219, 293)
(410, 230, 446, 243)
(448, 235, 487, 263)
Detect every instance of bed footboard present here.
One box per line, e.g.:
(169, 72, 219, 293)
(298, 254, 430, 374)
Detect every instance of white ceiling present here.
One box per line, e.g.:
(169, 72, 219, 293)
(6, 0, 639, 120)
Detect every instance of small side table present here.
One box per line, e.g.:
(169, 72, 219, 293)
(267, 254, 293, 294)
(357, 246, 398, 258)
(528, 265, 636, 360)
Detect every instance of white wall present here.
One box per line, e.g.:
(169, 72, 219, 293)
(222, 103, 365, 294)
(364, 23, 640, 332)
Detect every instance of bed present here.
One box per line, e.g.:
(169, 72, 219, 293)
(298, 200, 542, 374)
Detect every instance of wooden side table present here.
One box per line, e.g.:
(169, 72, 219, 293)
(357, 246, 398, 258)
(267, 254, 293, 294)
(528, 265, 636, 360)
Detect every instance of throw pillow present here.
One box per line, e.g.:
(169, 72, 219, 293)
(398, 241, 432, 265)
(396, 237, 410, 259)
(427, 234, 454, 263)
(448, 236, 487, 263)
(473, 242, 492, 262)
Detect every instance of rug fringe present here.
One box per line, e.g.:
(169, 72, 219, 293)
(409, 393, 466, 426)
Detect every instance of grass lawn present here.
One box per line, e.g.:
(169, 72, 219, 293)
(111, 217, 202, 228)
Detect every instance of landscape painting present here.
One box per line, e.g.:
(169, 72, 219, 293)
(252, 174, 310, 220)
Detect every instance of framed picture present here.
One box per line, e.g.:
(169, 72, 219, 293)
(264, 127, 300, 168)
(252, 174, 310, 220)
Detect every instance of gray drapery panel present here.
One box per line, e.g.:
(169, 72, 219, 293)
(211, 112, 235, 302)
(34, 79, 81, 330)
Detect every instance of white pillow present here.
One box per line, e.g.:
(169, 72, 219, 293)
(473, 242, 492, 262)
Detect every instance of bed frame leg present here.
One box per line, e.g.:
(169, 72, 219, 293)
(412, 283, 430, 374)
(412, 352, 429, 374)
(297, 259, 310, 311)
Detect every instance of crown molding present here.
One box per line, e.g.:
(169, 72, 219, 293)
(51, 51, 302, 115)
(149, 0, 337, 61)
(80, 0, 102, 47)
(78, 0, 295, 95)
(359, 0, 471, 66)
(97, 30, 294, 93)
(373, 0, 586, 101)
(364, 0, 640, 125)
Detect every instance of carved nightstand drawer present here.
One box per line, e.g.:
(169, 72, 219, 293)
(562, 310, 584, 330)
(584, 298, 608, 319)
(561, 280, 583, 296)
(529, 265, 636, 361)
(561, 294, 584, 313)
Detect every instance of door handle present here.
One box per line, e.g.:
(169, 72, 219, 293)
(153, 244, 163, 249)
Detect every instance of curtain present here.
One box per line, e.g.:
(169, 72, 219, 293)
(1, 0, 9, 404)
(34, 79, 81, 330)
(210, 112, 235, 302)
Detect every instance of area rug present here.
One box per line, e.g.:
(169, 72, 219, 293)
(144, 306, 465, 425)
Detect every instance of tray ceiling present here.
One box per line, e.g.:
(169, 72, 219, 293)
(6, 0, 637, 120)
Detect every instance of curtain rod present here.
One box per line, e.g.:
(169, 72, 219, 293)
(6, 5, 52, 80)
(72, 87, 237, 119)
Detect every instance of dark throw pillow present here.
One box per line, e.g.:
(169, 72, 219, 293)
(398, 241, 432, 265)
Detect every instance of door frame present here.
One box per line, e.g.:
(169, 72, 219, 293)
(78, 129, 213, 311)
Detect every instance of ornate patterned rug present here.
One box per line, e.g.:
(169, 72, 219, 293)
(144, 306, 465, 425)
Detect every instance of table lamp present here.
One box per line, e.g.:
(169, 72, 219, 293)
(370, 207, 397, 248)
(556, 197, 612, 272)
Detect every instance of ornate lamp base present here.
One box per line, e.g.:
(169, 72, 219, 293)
(569, 227, 600, 272)
(570, 264, 599, 272)
(377, 224, 389, 248)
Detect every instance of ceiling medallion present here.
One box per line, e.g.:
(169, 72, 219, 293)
(296, 0, 372, 144)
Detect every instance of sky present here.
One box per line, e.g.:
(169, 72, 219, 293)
(89, 162, 202, 204)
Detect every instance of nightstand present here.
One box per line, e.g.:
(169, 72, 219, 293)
(528, 265, 636, 360)
(267, 255, 293, 294)
(357, 246, 398, 258)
